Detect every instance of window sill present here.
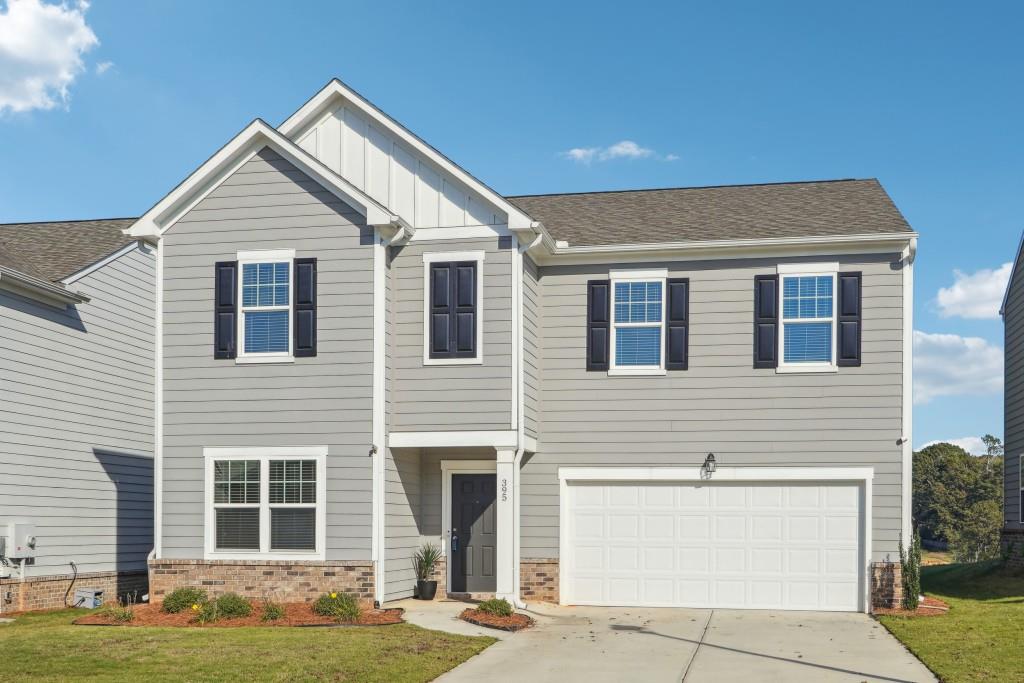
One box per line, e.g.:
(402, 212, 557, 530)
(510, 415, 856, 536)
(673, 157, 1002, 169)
(775, 364, 838, 374)
(608, 367, 666, 377)
(235, 355, 295, 365)
(423, 357, 483, 366)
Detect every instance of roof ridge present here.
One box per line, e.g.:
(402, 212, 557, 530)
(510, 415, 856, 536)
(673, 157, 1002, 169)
(506, 178, 873, 200)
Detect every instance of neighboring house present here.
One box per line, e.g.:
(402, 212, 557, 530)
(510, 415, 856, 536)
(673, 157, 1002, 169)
(128, 79, 916, 613)
(0, 220, 155, 612)
(1001, 235, 1024, 565)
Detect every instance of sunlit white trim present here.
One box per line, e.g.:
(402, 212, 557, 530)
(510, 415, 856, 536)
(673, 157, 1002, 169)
(372, 231, 387, 604)
(0, 268, 89, 306)
(608, 268, 668, 280)
(62, 241, 146, 285)
(202, 446, 328, 561)
(422, 251, 486, 366)
(388, 430, 518, 449)
(154, 239, 164, 558)
(776, 262, 840, 275)
(901, 240, 916, 542)
(409, 225, 510, 241)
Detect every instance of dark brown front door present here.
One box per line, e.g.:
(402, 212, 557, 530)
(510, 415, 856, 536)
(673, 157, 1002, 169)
(450, 473, 497, 593)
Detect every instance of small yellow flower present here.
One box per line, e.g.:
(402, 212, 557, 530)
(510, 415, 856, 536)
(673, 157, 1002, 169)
(330, 592, 337, 599)
(191, 604, 199, 611)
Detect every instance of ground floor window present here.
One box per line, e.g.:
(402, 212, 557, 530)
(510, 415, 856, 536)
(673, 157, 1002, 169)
(204, 447, 327, 559)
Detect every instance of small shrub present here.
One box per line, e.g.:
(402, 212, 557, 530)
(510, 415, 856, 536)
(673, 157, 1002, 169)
(900, 530, 922, 611)
(261, 600, 285, 622)
(193, 593, 253, 623)
(312, 591, 361, 622)
(99, 599, 135, 623)
(477, 598, 513, 617)
(194, 600, 220, 624)
(162, 587, 208, 614)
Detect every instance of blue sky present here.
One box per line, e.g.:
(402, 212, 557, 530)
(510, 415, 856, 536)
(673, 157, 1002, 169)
(1, 0, 1020, 452)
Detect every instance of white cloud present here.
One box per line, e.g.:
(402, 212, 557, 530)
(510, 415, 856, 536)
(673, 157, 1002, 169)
(913, 330, 1003, 404)
(95, 60, 112, 75)
(562, 140, 677, 164)
(936, 261, 1012, 319)
(917, 436, 986, 455)
(0, 0, 99, 114)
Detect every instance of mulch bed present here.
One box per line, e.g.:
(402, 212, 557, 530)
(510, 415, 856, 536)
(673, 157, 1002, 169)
(459, 608, 533, 632)
(73, 603, 404, 627)
(874, 595, 950, 617)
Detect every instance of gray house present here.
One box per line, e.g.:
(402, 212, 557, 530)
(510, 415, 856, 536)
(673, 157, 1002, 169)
(1001, 236, 1024, 565)
(133, 80, 916, 613)
(0, 220, 155, 612)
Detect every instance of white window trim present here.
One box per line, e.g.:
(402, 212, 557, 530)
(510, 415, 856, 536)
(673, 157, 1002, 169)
(776, 263, 839, 374)
(609, 269, 668, 376)
(203, 446, 327, 561)
(422, 251, 486, 366)
(236, 249, 295, 364)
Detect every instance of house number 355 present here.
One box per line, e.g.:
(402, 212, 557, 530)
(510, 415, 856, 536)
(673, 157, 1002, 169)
(500, 478, 508, 502)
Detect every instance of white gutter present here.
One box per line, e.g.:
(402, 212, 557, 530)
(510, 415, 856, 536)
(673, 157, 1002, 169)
(0, 268, 90, 306)
(548, 231, 919, 256)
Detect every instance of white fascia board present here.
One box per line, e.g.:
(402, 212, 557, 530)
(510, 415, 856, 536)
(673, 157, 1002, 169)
(125, 119, 397, 239)
(62, 241, 148, 286)
(388, 430, 518, 449)
(0, 269, 89, 306)
(533, 232, 918, 266)
(277, 79, 542, 234)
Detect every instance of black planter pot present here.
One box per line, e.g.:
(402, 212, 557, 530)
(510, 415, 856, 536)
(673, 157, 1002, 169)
(416, 580, 438, 600)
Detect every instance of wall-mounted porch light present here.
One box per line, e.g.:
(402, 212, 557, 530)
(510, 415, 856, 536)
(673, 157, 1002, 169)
(702, 453, 717, 478)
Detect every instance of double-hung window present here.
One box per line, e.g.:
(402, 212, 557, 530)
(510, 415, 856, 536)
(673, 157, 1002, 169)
(238, 249, 294, 361)
(206, 447, 326, 559)
(778, 265, 837, 371)
(609, 270, 666, 375)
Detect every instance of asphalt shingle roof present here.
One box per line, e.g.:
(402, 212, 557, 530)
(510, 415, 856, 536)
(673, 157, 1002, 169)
(507, 179, 913, 247)
(0, 218, 136, 283)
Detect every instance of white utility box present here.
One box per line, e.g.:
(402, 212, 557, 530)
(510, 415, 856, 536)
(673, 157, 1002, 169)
(6, 523, 37, 560)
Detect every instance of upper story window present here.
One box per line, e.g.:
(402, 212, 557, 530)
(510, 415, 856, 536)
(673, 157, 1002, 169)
(778, 264, 838, 372)
(242, 261, 291, 354)
(423, 251, 485, 365)
(609, 269, 667, 376)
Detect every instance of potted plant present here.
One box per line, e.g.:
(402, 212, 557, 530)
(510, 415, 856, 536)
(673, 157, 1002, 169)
(413, 542, 441, 600)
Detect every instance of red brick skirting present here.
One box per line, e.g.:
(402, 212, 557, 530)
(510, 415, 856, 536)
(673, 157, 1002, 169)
(870, 560, 903, 610)
(1, 570, 148, 613)
(148, 559, 375, 607)
(1002, 528, 1024, 567)
(520, 558, 559, 603)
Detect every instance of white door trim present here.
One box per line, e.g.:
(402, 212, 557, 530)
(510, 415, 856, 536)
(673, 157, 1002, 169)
(441, 460, 497, 594)
(558, 466, 874, 613)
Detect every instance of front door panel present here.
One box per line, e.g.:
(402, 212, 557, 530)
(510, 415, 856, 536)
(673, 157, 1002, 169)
(450, 473, 497, 593)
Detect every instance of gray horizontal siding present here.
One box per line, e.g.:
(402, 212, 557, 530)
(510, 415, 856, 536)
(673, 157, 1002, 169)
(0, 245, 154, 576)
(388, 237, 513, 432)
(523, 252, 906, 562)
(384, 448, 420, 601)
(523, 254, 541, 438)
(1005, 251, 1024, 527)
(160, 147, 373, 561)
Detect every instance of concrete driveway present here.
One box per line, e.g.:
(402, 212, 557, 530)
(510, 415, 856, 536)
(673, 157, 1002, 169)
(400, 601, 935, 683)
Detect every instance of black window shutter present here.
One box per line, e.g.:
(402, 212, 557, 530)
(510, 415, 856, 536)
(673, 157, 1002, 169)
(293, 257, 317, 357)
(666, 278, 689, 370)
(837, 271, 862, 367)
(587, 280, 610, 371)
(214, 261, 238, 359)
(429, 261, 477, 359)
(753, 274, 778, 368)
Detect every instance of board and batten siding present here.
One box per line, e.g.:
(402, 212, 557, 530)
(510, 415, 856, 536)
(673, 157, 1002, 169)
(160, 147, 374, 561)
(387, 237, 513, 432)
(0, 245, 155, 575)
(522, 252, 906, 563)
(1004, 250, 1024, 528)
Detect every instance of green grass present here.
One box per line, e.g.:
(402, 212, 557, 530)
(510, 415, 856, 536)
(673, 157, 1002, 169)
(0, 609, 494, 682)
(878, 560, 1024, 682)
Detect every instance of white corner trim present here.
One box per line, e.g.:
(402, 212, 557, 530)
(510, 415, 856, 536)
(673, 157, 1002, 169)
(371, 230, 387, 604)
(776, 262, 840, 274)
(609, 268, 669, 280)
(62, 240, 147, 285)
(154, 238, 164, 558)
(201, 446, 328, 561)
(557, 465, 874, 613)
(422, 251, 486, 366)
(388, 430, 518, 449)
(901, 241, 915, 544)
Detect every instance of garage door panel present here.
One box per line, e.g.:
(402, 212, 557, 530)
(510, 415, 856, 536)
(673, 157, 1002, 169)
(566, 481, 863, 611)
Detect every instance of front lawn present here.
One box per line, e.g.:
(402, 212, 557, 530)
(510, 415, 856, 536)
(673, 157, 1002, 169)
(878, 560, 1024, 682)
(0, 608, 494, 682)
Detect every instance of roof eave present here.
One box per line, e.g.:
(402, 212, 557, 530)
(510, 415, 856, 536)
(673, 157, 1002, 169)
(0, 268, 89, 306)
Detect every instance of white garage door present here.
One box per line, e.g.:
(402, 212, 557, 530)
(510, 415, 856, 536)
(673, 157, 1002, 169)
(565, 481, 864, 611)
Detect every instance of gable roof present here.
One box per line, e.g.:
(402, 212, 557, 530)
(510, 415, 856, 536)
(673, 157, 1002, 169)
(508, 179, 913, 247)
(0, 218, 135, 282)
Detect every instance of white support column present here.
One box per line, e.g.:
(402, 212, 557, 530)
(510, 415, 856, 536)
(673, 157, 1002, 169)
(495, 448, 517, 600)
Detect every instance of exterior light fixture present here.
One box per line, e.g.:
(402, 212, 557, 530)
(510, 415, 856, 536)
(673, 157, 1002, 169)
(703, 453, 717, 476)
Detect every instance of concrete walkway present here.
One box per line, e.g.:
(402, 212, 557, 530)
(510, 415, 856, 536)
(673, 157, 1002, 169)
(397, 601, 936, 683)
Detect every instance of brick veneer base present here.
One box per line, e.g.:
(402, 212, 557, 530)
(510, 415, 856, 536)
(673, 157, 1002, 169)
(1001, 528, 1024, 567)
(870, 560, 903, 610)
(1, 570, 148, 613)
(520, 558, 559, 603)
(149, 559, 375, 607)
